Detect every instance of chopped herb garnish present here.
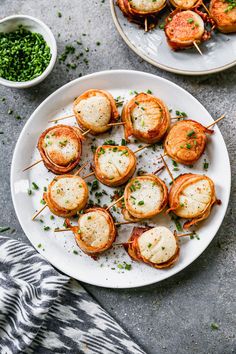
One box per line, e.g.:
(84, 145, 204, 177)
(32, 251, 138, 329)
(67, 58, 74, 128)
(211, 323, 219, 330)
(172, 160, 178, 167)
(203, 160, 209, 170)
(104, 139, 117, 146)
(32, 182, 39, 190)
(124, 263, 132, 270)
(187, 130, 195, 137)
(0, 26, 51, 82)
(91, 180, 99, 191)
(138, 200, 144, 206)
(0, 227, 10, 233)
(187, 18, 194, 23)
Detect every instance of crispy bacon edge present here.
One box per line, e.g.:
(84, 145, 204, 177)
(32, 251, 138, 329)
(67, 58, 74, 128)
(164, 119, 214, 165)
(167, 173, 218, 229)
(124, 174, 169, 219)
(73, 89, 119, 135)
(93, 145, 137, 187)
(169, 0, 202, 10)
(117, 0, 165, 30)
(37, 125, 83, 174)
(44, 175, 88, 217)
(121, 92, 170, 143)
(124, 226, 180, 269)
(65, 207, 117, 258)
(164, 8, 216, 50)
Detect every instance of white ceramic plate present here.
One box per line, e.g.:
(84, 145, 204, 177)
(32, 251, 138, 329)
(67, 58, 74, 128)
(110, 0, 236, 75)
(11, 70, 231, 288)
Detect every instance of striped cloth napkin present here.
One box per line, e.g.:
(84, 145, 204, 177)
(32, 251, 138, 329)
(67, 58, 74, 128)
(0, 236, 145, 354)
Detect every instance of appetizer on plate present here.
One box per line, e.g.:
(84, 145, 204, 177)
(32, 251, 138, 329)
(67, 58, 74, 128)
(210, 0, 236, 33)
(93, 145, 137, 187)
(43, 175, 88, 217)
(37, 125, 83, 174)
(167, 173, 218, 228)
(164, 9, 214, 51)
(164, 119, 213, 165)
(170, 0, 201, 10)
(122, 92, 170, 143)
(123, 174, 168, 219)
(65, 207, 117, 257)
(125, 226, 180, 269)
(73, 89, 119, 135)
(117, 0, 166, 30)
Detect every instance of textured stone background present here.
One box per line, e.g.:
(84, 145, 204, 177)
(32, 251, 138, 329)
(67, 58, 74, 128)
(0, 1, 235, 353)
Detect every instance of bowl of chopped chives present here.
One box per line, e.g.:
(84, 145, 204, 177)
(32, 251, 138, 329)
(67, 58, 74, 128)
(0, 15, 57, 88)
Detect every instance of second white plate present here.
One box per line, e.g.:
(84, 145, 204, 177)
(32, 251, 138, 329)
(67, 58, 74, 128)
(110, 0, 236, 75)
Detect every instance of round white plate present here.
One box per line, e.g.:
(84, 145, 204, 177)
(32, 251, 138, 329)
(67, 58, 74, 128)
(110, 0, 236, 75)
(11, 70, 231, 288)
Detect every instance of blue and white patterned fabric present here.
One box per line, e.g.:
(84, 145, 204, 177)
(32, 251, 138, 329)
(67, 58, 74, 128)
(0, 236, 145, 354)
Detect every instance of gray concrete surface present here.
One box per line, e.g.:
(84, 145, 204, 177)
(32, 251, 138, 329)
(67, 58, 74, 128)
(0, 1, 235, 353)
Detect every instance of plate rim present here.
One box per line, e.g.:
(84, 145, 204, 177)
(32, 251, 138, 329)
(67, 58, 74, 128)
(110, 0, 236, 76)
(10, 69, 231, 288)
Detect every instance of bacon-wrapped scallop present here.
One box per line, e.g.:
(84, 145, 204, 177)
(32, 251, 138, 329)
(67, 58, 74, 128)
(93, 145, 136, 187)
(37, 125, 82, 174)
(169, 0, 201, 10)
(123, 174, 168, 219)
(44, 175, 88, 217)
(210, 0, 236, 33)
(122, 93, 170, 144)
(117, 0, 166, 29)
(66, 207, 117, 257)
(165, 9, 214, 50)
(167, 173, 217, 229)
(164, 119, 213, 165)
(73, 89, 119, 135)
(125, 226, 179, 269)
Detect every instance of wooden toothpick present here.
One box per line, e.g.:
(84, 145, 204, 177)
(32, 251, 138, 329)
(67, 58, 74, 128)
(83, 171, 95, 179)
(160, 154, 175, 184)
(107, 122, 125, 127)
(193, 41, 203, 56)
(49, 114, 75, 123)
(206, 113, 225, 129)
(32, 204, 48, 221)
(177, 232, 195, 237)
(81, 129, 91, 136)
(74, 162, 88, 176)
(134, 144, 151, 154)
(144, 17, 148, 32)
(114, 231, 195, 247)
(23, 159, 43, 172)
(54, 228, 71, 232)
(201, 2, 211, 16)
(115, 221, 137, 226)
(54, 220, 137, 233)
(171, 115, 187, 120)
(153, 165, 165, 175)
(106, 195, 124, 211)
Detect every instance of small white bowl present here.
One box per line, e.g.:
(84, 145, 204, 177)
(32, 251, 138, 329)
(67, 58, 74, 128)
(0, 15, 57, 88)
